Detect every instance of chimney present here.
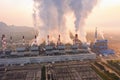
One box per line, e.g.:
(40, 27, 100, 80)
(59, 34, 60, 38)
(57, 34, 61, 45)
(75, 34, 78, 40)
(22, 36, 25, 45)
(35, 35, 37, 39)
(10, 36, 12, 40)
(23, 36, 24, 39)
(1, 34, 7, 51)
(1, 34, 5, 40)
(74, 34, 78, 44)
(34, 35, 37, 45)
(47, 35, 50, 45)
(59, 34, 61, 42)
(95, 27, 98, 41)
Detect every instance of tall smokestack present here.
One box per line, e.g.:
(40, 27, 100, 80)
(31, 35, 38, 46)
(58, 34, 61, 42)
(22, 36, 24, 40)
(35, 35, 37, 39)
(47, 35, 50, 45)
(57, 34, 61, 45)
(73, 34, 78, 45)
(22, 36, 25, 45)
(1, 34, 7, 51)
(75, 34, 78, 39)
(34, 35, 37, 45)
(1, 34, 5, 41)
(95, 27, 98, 41)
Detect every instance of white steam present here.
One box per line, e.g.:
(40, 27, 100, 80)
(99, 30, 105, 39)
(33, 0, 98, 45)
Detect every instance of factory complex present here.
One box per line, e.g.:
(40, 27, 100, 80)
(0, 27, 115, 66)
(0, 28, 116, 80)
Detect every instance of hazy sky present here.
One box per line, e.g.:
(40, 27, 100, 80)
(0, 0, 120, 32)
(0, 0, 33, 26)
(85, 0, 120, 32)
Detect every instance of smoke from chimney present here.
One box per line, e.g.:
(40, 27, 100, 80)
(33, 0, 98, 44)
(100, 30, 105, 39)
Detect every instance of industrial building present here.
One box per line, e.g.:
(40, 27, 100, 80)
(91, 27, 115, 56)
(0, 34, 96, 66)
(0, 29, 115, 80)
(0, 53, 96, 65)
(45, 35, 66, 55)
(92, 39, 115, 56)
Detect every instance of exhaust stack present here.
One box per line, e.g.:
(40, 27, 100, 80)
(95, 27, 98, 41)
(1, 34, 7, 51)
(73, 34, 78, 45)
(22, 36, 25, 45)
(47, 35, 50, 45)
(34, 35, 37, 45)
(57, 34, 61, 45)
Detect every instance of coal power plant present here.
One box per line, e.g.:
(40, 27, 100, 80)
(0, 33, 95, 64)
(0, 32, 115, 80)
(0, 27, 115, 65)
(0, 0, 119, 79)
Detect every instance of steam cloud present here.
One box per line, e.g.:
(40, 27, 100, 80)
(33, 0, 98, 45)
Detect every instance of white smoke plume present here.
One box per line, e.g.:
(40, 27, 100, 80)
(99, 30, 105, 39)
(33, 0, 98, 45)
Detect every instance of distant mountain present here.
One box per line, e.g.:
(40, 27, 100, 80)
(0, 22, 36, 43)
(0, 22, 8, 27)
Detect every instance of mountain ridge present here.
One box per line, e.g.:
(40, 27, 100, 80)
(0, 22, 35, 41)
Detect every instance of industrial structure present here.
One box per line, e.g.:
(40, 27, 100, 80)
(91, 27, 115, 56)
(92, 39, 115, 56)
(0, 28, 115, 65)
(0, 64, 41, 80)
(0, 29, 116, 80)
(46, 61, 102, 80)
(0, 31, 115, 58)
(0, 33, 97, 65)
